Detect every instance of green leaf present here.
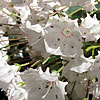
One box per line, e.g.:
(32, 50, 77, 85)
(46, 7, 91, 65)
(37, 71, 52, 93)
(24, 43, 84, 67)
(95, 0, 100, 2)
(48, 55, 63, 71)
(66, 5, 87, 20)
(66, 5, 82, 15)
(90, 2, 100, 20)
(95, 2, 100, 9)
(42, 55, 63, 75)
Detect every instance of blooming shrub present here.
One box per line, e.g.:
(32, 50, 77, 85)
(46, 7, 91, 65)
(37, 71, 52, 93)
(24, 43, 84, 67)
(0, 0, 100, 100)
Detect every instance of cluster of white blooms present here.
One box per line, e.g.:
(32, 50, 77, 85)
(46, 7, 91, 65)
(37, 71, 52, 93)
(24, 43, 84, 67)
(0, 0, 100, 100)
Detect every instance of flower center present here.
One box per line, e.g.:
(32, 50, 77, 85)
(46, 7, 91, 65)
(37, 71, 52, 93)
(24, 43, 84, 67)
(61, 27, 72, 38)
(84, 31, 89, 34)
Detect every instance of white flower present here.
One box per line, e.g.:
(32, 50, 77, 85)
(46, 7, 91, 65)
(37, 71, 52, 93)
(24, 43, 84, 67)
(30, 0, 60, 11)
(14, 6, 31, 24)
(66, 80, 88, 100)
(0, 80, 9, 90)
(0, 8, 16, 25)
(0, 51, 18, 83)
(20, 21, 47, 57)
(81, 54, 96, 64)
(25, 21, 44, 33)
(91, 0, 99, 6)
(44, 38, 65, 56)
(93, 85, 100, 99)
(78, 14, 100, 41)
(91, 56, 100, 83)
(7, 75, 28, 100)
(39, 67, 68, 99)
(70, 62, 91, 73)
(89, 84, 100, 99)
(29, 0, 42, 11)
(0, 0, 7, 9)
(0, 64, 18, 83)
(81, 14, 99, 29)
(44, 17, 83, 57)
(0, 35, 9, 48)
(19, 6, 31, 24)
(62, 54, 94, 82)
(29, 0, 61, 26)
(58, 0, 90, 6)
(90, 24, 100, 35)
(4, 0, 11, 3)
(21, 67, 68, 100)
(11, 0, 26, 5)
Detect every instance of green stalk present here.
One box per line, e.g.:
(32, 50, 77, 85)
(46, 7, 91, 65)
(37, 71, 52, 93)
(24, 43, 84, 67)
(68, 8, 82, 16)
(90, 8, 100, 15)
(56, 65, 64, 73)
(86, 45, 100, 52)
(42, 57, 50, 65)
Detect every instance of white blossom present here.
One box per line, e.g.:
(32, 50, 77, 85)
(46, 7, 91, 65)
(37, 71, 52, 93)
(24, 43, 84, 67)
(7, 74, 28, 100)
(58, 0, 90, 6)
(81, 14, 99, 29)
(21, 67, 68, 100)
(44, 17, 83, 57)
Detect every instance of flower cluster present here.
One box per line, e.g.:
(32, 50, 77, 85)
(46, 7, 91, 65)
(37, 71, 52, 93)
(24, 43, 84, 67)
(0, 0, 100, 100)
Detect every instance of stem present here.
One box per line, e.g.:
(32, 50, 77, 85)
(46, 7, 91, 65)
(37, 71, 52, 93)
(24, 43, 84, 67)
(56, 65, 64, 73)
(0, 40, 28, 50)
(9, 41, 28, 46)
(92, 49, 95, 59)
(19, 62, 30, 67)
(42, 57, 50, 65)
(65, 95, 68, 100)
(18, 59, 40, 68)
(49, 6, 68, 17)
(9, 56, 31, 64)
(0, 9, 11, 16)
(0, 23, 19, 26)
(5, 33, 22, 35)
(18, 62, 30, 71)
(68, 8, 82, 17)
(9, 43, 29, 57)
(69, 81, 76, 100)
(49, 61, 62, 69)
(42, 83, 52, 99)
(0, 38, 27, 42)
(0, 9, 21, 23)
(90, 8, 100, 15)
(31, 60, 41, 68)
(85, 80, 90, 98)
(0, 9, 21, 18)
(42, 56, 61, 69)
(30, 37, 43, 46)
(86, 45, 100, 52)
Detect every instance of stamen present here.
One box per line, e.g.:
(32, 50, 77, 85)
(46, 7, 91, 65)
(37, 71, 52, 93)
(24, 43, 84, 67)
(84, 31, 89, 34)
(31, 37, 43, 47)
(42, 82, 52, 99)
(56, 94, 58, 99)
